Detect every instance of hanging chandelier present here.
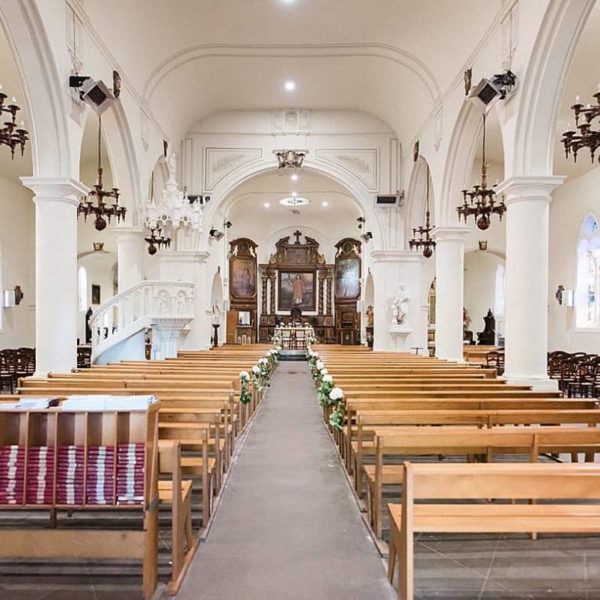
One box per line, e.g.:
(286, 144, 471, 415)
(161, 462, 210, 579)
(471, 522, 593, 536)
(561, 89, 600, 164)
(409, 165, 436, 258)
(0, 87, 28, 158)
(144, 227, 171, 256)
(78, 115, 127, 231)
(457, 113, 506, 231)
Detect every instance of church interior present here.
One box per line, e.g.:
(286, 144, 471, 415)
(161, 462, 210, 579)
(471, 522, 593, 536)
(1, 1, 600, 598)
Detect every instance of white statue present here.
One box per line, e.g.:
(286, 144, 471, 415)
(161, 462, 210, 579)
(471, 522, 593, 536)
(167, 152, 177, 183)
(391, 285, 410, 325)
(212, 302, 222, 325)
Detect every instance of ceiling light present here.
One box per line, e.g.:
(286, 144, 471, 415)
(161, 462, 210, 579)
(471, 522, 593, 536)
(264, 202, 271, 208)
(284, 81, 296, 92)
(280, 196, 309, 207)
(322, 201, 328, 207)
(290, 173, 299, 182)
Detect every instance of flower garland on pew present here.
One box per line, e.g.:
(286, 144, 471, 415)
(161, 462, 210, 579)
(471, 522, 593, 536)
(240, 348, 279, 404)
(308, 350, 345, 431)
(239, 370, 252, 405)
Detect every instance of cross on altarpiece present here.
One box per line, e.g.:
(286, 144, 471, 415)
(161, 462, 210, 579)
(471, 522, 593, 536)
(293, 230, 302, 244)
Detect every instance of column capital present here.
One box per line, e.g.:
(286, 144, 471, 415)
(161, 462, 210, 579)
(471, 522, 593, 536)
(112, 226, 146, 243)
(158, 250, 210, 264)
(495, 175, 566, 206)
(432, 226, 470, 242)
(21, 177, 89, 206)
(370, 250, 422, 264)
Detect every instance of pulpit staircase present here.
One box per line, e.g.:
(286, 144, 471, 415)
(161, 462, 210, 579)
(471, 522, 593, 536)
(90, 281, 195, 364)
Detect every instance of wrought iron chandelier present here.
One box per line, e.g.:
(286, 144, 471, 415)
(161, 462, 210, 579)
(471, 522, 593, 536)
(457, 113, 506, 231)
(78, 115, 127, 231)
(561, 90, 600, 164)
(0, 88, 28, 158)
(409, 165, 436, 258)
(144, 227, 171, 256)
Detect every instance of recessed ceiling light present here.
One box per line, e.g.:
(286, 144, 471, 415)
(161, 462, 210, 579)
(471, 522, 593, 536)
(264, 202, 271, 208)
(284, 81, 296, 92)
(290, 173, 299, 182)
(322, 201, 328, 207)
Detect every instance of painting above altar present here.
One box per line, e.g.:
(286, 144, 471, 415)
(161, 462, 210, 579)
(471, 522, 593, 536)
(335, 258, 360, 299)
(278, 271, 316, 311)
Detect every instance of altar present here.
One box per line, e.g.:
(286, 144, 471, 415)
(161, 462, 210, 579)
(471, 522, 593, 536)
(273, 325, 315, 351)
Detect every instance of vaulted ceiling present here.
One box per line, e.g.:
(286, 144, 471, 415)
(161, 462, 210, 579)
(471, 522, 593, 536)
(82, 0, 501, 142)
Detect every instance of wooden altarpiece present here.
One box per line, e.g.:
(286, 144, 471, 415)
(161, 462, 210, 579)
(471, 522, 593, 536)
(258, 231, 335, 343)
(227, 237, 258, 344)
(334, 238, 362, 345)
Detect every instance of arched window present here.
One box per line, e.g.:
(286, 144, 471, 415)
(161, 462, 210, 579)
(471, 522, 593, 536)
(78, 266, 88, 312)
(575, 214, 600, 328)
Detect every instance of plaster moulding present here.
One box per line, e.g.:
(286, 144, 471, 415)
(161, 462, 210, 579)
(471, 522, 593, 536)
(494, 176, 566, 204)
(315, 148, 378, 191)
(271, 109, 311, 134)
(203, 147, 263, 191)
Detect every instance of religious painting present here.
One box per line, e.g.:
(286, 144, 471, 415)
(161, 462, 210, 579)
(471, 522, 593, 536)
(278, 271, 316, 311)
(91, 284, 101, 305)
(335, 258, 360, 299)
(230, 257, 256, 299)
(238, 310, 251, 326)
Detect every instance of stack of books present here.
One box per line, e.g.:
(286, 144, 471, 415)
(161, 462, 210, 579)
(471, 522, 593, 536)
(26, 446, 55, 504)
(87, 445, 115, 505)
(57, 445, 84, 505)
(0, 445, 25, 505)
(116, 443, 145, 505)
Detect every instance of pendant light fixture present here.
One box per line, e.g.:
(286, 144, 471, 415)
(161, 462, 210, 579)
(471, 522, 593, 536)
(457, 113, 506, 230)
(409, 164, 436, 258)
(78, 115, 127, 231)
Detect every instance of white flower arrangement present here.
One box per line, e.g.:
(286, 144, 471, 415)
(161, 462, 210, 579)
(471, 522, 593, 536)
(329, 387, 344, 401)
(316, 360, 324, 370)
(320, 368, 328, 376)
(239, 370, 249, 379)
(259, 358, 268, 365)
(322, 374, 333, 384)
(252, 365, 261, 374)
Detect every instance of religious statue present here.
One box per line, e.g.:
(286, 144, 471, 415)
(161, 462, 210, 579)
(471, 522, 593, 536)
(366, 305, 374, 328)
(211, 303, 222, 325)
(391, 285, 410, 325)
(463, 307, 471, 330)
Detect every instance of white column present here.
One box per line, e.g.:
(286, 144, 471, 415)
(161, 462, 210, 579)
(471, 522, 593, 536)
(157, 251, 209, 349)
(496, 176, 564, 390)
(371, 251, 424, 352)
(21, 177, 89, 376)
(433, 227, 469, 362)
(115, 226, 146, 292)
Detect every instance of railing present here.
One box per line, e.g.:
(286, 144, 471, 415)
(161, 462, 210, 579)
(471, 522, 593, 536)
(90, 281, 195, 362)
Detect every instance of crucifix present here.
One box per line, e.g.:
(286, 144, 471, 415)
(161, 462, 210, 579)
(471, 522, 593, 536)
(293, 230, 302, 245)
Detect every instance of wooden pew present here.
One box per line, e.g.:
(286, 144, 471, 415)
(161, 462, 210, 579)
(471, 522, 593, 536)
(367, 427, 600, 537)
(387, 462, 600, 600)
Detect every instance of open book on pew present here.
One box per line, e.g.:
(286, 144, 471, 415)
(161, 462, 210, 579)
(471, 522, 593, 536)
(61, 395, 157, 411)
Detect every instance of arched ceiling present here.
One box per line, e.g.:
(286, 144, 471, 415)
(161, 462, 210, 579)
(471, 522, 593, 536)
(82, 0, 501, 142)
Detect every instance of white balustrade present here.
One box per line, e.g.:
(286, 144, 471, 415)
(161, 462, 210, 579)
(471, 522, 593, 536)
(90, 280, 195, 363)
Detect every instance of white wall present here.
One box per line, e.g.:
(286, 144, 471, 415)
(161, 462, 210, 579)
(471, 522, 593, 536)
(549, 166, 600, 352)
(0, 174, 35, 348)
(464, 251, 504, 341)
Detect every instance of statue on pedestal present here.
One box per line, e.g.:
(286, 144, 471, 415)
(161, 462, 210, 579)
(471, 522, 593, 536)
(391, 285, 410, 325)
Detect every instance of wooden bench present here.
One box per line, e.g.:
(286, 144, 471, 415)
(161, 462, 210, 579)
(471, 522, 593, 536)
(367, 427, 600, 537)
(387, 462, 600, 600)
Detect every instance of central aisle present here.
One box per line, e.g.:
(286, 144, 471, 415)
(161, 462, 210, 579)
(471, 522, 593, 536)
(177, 361, 395, 600)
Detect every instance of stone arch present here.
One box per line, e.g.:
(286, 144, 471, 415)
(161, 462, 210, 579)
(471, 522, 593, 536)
(511, 0, 596, 176)
(202, 161, 385, 251)
(439, 100, 505, 225)
(0, 0, 72, 177)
